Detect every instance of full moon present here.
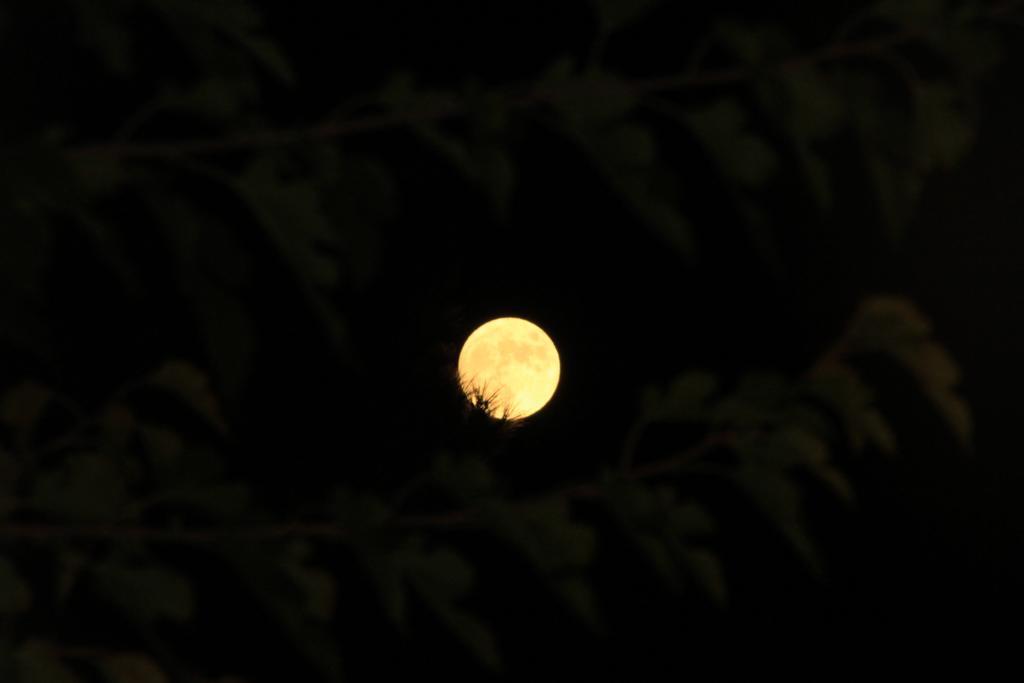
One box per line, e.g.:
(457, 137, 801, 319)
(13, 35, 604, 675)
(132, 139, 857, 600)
(457, 317, 560, 420)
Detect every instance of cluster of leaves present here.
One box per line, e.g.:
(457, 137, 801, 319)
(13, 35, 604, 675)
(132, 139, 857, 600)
(0, 0, 1006, 679)
(0, 299, 969, 678)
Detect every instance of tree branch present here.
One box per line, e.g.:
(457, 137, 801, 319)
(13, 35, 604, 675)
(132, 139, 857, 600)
(66, 22, 948, 161)
(0, 433, 728, 543)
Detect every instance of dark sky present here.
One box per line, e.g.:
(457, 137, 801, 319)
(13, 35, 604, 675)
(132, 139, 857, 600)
(3, 0, 1023, 678)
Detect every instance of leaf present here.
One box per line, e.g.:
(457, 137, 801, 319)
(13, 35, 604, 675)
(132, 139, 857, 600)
(218, 543, 344, 683)
(431, 452, 496, 501)
(333, 488, 391, 535)
(553, 577, 602, 632)
(866, 152, 925, 238)
(237, 161, 342, 290)
(143, 483, 252, 520)
(481, 497, 601, 630)
(732, 464, 821, 575)
(411, 570, 501, 671)
(716, 22, 793, 64)
(874, 0, 949, 26)
(100, 653, 168, 683)
(803, 364, 897, 454)
(16, 642, 81, 683)
(594, 123, 656, 169)
(55, 550, 89, 604)
(549, 71, 639, 129)
(228, 161, 352, 360)
(232, 33, 294, 83)
(92, 561, 195, 623)
(0, 382, 52, 441)
(778, 67, 846, 140)
(281, 541, 337, 622)
(539, 56, 576, 84)
(591, 0, 660, 32)
(0, 447, 17, 518)
(147, 361, 228, 434)
(603, 477, 722, 600)
(69, 0, 134, 76)
(357, 537, 501, 670)
(680, 100, 779, 188)
(514, 497, 597, 571)
(942, 26, 1004, 78)
(712, 372, 793, 429)
(622, 190, 694, 258)
(757, 66, 845, 209)
(839, 297, 971, 445)
(412, 126, 516, 213)
(154, 77, 258, 123)
(913, 84, 974, 170)
(193, 281, 255, 403)
(643, 370, 719, 422)
(0, 556, 31, 614)
(31, 453, 127, 521)
(683, 548, 728, 605)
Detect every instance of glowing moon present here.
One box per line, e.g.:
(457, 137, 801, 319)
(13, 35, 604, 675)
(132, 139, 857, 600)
(457, 317, 560, 420)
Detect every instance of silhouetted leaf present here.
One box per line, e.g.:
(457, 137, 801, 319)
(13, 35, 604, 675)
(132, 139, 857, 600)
(716, 22, 793, 64)
(591, 0, 660, 32)
(406, 546, 501, 670)
(31, 453, 127, 521)
(914, 84, 974, 170)
(712, 372, 792, 428)
(137, 483, 252, 520)
(549, 71, 638, 128)
(232, 33, 294, 83)
(16, 642, 81, 683)
(432, 452, 496, 501)
(237, 161, 342, 290)
(100, 653, 168, 683)
(413, 125, 516, 213)
(875, 0, 948, 26)
(147, 361, 228, 434)
(480, 497, 601, 630)
(757, 66, 844, 208)
(218, 543, 345, 683)
(282, 541, 336, 622)
(595, 123, 656, 169)
(943, 25, 1003, 78)
(0, 382, 52, 446)
(69, 0, 134, 76)
(155, 77, 259, 123)
(840, 297, 971, 445)
(603, 477, 719, 597)
(0, 447, 16, 519)
(229, 161, 352, 360)
(642, 370, 719, 422)
(803, 364, 898, 454)
(732, 463, 821, 575)
(680, 99, 779, 188)
(682, 548, 728, 605)
(0, 556, 31, 614)
(55, 550, 88, 604)
(92, 561, 195, 623)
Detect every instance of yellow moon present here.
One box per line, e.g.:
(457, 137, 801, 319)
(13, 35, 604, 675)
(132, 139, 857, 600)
(457, 317, 560, 420)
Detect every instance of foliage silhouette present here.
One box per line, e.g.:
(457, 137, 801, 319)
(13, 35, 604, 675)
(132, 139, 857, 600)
(0, 0, 1017, 680)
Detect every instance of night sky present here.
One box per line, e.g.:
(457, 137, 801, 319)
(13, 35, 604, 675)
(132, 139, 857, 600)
(2, 1, 1023, 680)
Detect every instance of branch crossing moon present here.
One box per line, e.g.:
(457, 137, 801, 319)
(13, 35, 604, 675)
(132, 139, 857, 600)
(457, 317, 561, 420)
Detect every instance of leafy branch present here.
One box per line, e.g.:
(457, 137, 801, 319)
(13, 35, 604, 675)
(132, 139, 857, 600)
(66, 0, 1021, 161)
(0, 432, 727, 543)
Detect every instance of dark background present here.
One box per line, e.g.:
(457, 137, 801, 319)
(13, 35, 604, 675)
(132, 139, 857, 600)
(2, 0, 1022, 679)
